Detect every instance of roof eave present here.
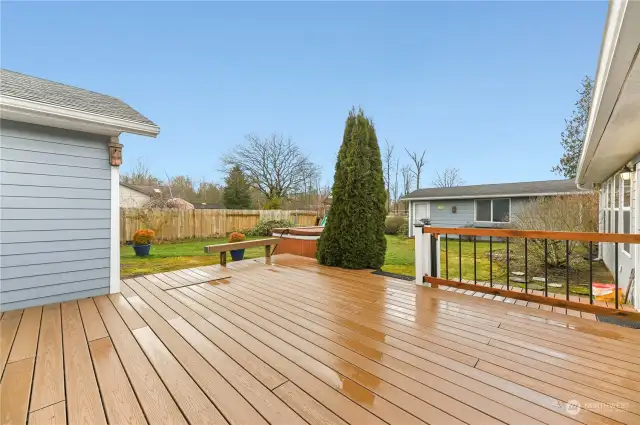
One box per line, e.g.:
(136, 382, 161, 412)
(0, 95, 160, 138)
(576, 0, 640, 186)
(402, 191, 588, 201)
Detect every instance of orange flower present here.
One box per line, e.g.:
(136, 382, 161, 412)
(133, 229, 156, 245)
(229, 232, 246, 243)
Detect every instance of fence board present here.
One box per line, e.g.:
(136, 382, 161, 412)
(120, 209, 317, 243)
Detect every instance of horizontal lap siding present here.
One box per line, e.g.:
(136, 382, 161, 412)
(0, 119, 111, 311)
(429, 200, 475, 228)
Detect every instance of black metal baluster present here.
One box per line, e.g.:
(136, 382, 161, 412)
(544, 239, 548, 297)
(524, 239, 528, 294)
(489, 236, 493, 287)
(459, 234, 462, 282)
(589, 241, 593, 305)
(506, 238, 510, 290)
(445, 235, 448, 280)
(473, 236, 477, 285)
(565, 240, 570, 301)
(615, 242, 619, 309)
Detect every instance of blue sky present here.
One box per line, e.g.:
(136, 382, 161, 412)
(1, 1, 607, 188)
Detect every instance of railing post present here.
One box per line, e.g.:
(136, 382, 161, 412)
(414, 222, 428, 286)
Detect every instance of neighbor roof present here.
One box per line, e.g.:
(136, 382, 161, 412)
(0, 69, 157, 127)
(403, 179, 583, 200)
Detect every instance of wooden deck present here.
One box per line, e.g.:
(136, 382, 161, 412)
(2, 254, 640, 425)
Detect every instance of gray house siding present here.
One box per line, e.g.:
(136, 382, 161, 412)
(0, 119, 111, 311)
(426, 197, 532, 228)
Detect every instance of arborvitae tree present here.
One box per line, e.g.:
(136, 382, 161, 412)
(223, 165, 252, 209)
(317, 108, 387, 269)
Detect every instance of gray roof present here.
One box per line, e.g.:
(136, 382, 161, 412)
(0, 69, 157, 126)
(404, 179, 582, 200)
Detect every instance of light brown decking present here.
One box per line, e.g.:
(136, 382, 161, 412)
(1, 254, 640, 425)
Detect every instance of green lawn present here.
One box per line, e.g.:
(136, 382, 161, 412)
(121, 235, 611, 296)
(120, 236, 267, 277)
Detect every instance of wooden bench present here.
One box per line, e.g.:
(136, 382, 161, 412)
(204, 237, 280, 266)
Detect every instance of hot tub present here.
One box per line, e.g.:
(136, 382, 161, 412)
(272, 226, 324, 258)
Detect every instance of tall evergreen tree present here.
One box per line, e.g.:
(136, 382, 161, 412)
(552, 76, 594, 178)
(223, 165, 252, 209)
(317, 108, 387, 269)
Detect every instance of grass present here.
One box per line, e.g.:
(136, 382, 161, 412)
(122, 235, 613, 296)
(120, 236, 267, 277)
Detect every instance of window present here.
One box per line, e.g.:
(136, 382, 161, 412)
(476, 200, 491, 221)
(621, 173, 632, 254)
(614, 176, 619, 233)
(475, 199, 511, 222)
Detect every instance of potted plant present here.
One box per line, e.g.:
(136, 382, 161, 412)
(132, 229, 155, 257)
(228, 232, 246, 261)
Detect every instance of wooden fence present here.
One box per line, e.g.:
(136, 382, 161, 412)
(120, 208, 318, 243)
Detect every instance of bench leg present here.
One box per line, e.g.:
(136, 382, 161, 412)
(265, 245, 271, 265)
(220, 252, 227, 267)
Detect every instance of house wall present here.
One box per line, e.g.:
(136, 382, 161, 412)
(600, 169, 637, 297)
(0, 119, 112, 311)
(409, 197, 532, 231)
(120, 184, 150, 208)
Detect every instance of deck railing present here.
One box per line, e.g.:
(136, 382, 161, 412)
(414, 221, 640, 316)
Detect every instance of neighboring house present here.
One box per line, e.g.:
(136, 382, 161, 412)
(119, 182, 153, 208)
(0, 69, 159, 311)
(576, 0, 640, 308)
(404, 179, 582, 237)
(193, 202, 225, 209)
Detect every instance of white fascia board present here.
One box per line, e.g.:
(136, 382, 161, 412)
(0, 95, 160, 137)
(402, 191, 589, 201)
(577, 0, 640, 185)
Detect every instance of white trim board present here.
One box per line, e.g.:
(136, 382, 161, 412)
(0, 95, 160, 137)
(110, 165, 120, 294)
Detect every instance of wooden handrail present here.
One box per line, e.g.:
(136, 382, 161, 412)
(423, 226, 640, 244)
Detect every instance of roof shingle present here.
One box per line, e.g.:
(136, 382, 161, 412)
(0, 69, 157, 126)
(404, 179, 582, 200)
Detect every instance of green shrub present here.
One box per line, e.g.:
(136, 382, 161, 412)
(385, 216, 406, 235)
(247, 219, 294, 236)
(317, 107, 387, 269)
(397, 222, 409, 238)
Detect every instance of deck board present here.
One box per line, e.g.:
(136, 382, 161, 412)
(0, 358, 35, 425)
(0, 309, 23, 379)
(29, 401, 67, 425)
(8, 306, 42, 363)
(61, 301, 107, 425)
(2, 254, 640, 425)
(94, 295, 188, 425)
(30, 304, 64, 413)
(88, 337, 147, 425)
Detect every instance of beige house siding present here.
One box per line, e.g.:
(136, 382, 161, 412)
(119, 184, 150, 208)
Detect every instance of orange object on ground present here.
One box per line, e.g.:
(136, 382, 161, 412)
(592, 282, 625, 301)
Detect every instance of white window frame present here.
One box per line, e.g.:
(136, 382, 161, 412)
(621, 172, 632, 257)
(474, 198, 512, 223)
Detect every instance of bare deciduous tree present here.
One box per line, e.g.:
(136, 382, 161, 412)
(120, 158, 162, 186)
(391, 158, 400, 212)
(401, 165, 414, 197)
(405, 149, 426, 190)
(382, 139, 395, 211)
(222, 133, 320, 202)
(432, 168, 465, 188)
